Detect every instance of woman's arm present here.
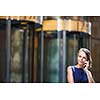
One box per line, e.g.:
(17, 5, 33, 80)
(84, 69, 95, 83)
(67, 66, 74, 83)
(84, 61, 95, 83)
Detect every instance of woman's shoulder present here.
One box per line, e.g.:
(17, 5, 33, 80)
(67, 66, 72, 69)
(67, 66, 73, 70)
(67, 66, 75, 69)
(67, 66, 74, 72)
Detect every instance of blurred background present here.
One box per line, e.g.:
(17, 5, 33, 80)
(0, 16, 99, 83)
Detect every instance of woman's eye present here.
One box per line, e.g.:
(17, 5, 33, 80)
(83, 57, 86, 60)
(79, 55, 81, 57)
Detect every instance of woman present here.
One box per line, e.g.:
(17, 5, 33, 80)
(67, 48, 95, 83)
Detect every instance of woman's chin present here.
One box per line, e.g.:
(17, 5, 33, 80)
(78, 63, 84, 66)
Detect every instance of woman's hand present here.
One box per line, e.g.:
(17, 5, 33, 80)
(84, 60, 90, 69)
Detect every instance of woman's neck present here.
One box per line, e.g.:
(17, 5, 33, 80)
(76, 64, 84, 69)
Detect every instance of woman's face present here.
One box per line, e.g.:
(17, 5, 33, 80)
(77, 51, 87, 67)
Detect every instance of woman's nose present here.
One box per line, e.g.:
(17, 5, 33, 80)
(80, 57, 83, 60)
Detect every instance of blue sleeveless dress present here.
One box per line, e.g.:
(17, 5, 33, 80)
(71, 66, 88, 83)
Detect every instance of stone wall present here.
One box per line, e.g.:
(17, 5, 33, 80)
(90, 17, 100, 82)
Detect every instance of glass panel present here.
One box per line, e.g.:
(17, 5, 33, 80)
(66, 32, 79, 66)
(81, 33, 91, 49)
(10, 21, 31, 83)
(10, 20, 42, 83)
(36, 30, 66, 83)
(43, 31, 60, 82)
(11, 27, 24, 82)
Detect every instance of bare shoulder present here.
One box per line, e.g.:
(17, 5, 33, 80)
(67, 66, 72, 72)
(67, 66, 72, 69)
(67, 66, 74, 83)
(67, 66, 73, 74)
